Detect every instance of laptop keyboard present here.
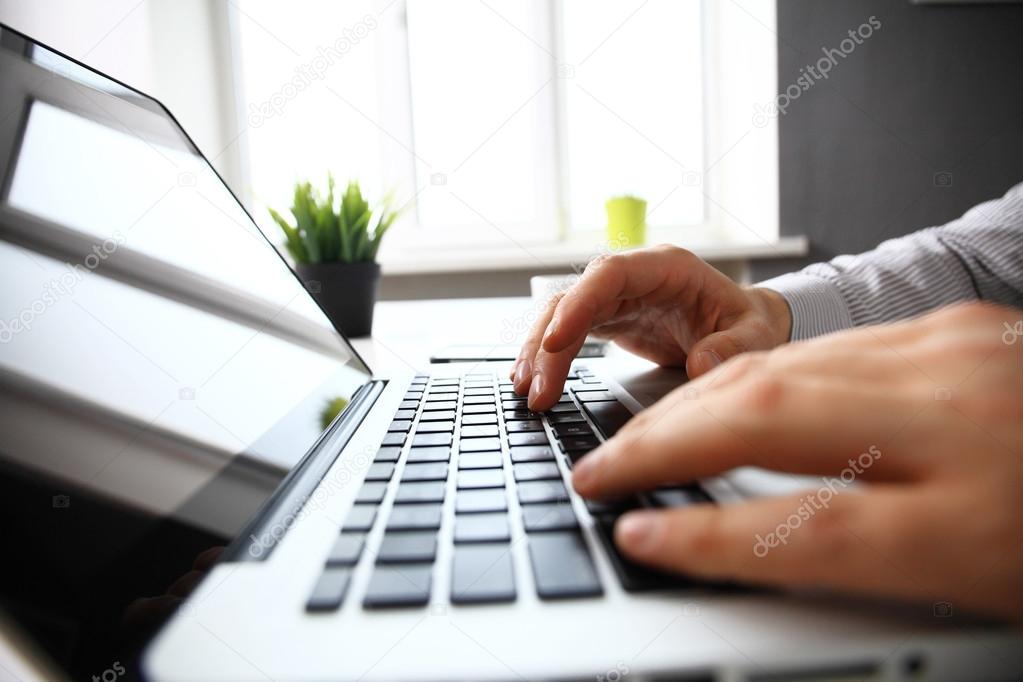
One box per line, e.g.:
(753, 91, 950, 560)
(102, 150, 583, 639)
(304, 365, 711, 612)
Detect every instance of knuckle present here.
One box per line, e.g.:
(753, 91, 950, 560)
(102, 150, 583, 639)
(736, 372, 787, 415)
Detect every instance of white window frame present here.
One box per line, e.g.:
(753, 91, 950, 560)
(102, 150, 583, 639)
(229, 0, 779, 261)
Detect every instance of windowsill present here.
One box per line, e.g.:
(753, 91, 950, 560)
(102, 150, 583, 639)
(377, 233, 808, 276)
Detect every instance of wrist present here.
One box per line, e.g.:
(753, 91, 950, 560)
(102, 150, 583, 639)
(748, 287, 793, 346)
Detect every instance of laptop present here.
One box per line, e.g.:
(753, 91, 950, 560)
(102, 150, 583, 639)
(1, 24, 1020, 682)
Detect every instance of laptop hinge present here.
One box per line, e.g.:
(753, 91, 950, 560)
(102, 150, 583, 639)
(222, 379, 386, 562)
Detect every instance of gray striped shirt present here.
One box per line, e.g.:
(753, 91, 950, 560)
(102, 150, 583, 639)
(760, 181, 1023, 340)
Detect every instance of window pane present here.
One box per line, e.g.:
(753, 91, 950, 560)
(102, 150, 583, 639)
(561, 0, 704, 230)
(406, 0, 551, 231)
(235, 1, 392, 215)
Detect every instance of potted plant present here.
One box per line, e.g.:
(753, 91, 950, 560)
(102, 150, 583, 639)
(269, 176, 399, 337)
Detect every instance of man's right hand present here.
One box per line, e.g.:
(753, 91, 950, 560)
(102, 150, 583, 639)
(512, 245, 793, 411)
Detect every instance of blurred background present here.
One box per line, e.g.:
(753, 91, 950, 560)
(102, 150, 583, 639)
(1, 0, 1021, 297)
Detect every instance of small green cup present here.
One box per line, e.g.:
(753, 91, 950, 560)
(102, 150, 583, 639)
(605, 195, 647, 248)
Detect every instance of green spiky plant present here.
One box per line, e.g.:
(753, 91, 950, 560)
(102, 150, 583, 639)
(268, 176, 399, 264)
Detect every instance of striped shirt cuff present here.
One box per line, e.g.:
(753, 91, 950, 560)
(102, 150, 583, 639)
(758, 273, 856, 341)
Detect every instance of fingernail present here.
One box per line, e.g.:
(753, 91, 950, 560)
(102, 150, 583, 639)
(571, 451, 602, 490)
(697, 350, 723, 372)
(528, 373, 544, 406)
(514, 360, 531, 387)
(616, 512, 663, 556)
(542, 318, 559, 345)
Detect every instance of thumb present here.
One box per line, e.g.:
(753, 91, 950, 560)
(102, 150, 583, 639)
(686, 321, 771, 378)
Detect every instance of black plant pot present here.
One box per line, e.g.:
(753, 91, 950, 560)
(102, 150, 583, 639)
(294, 261, 381, 338)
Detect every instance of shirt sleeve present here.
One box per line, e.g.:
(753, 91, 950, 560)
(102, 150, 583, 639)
(759, 181, 1023, 341)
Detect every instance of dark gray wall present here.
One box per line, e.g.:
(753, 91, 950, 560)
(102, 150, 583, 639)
(753, 0, 1023, 280)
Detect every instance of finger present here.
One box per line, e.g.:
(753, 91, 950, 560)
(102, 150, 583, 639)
(512, 293, 562, 395)
(612, 488, 937, 603)
(528, 333, 588, 411)
(572, 375, 921, 498)
(541, 247, 701, 354)
(685, 315, 775, 378)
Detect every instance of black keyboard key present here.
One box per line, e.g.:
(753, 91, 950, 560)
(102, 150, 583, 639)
(450, 544, 516, 604)
(399, 400, 419, 410)
(423, 400, 457, 411)
(505, 410, 543, 421)
(363, 565, 432, 608)
(381, 432, 406, 447)
(502, 399, 528, 410)
(456, 489, 507, 513)
(508, 431, 549, 447)
(584, 496, 642, 516)
(407, 446, 450, 463)
(453, 513, 510, 543)
(356, 482, 388, 504)
(375, 447, 402, 463)
(386, 503, 443, 531)
(394, 481, 446, 504)
(342, 505, 377, 532)
(528, 532, 602, 599)
(500, 391, 518, 400)
(464, 387, 494, 396)
(419, 410, 455, 422)
(592, 516, 685, 591)
(510, 445, 555, 463)
(432, 377, 460, 385)
(582, 400, 633, 438)
(458, 452, 503, 469)
(553, 422, 594, 438)
(649, 485, 712, 508)
(575, 381, 609, 391)
(463, 395, 495, 405)
(463, 404, 497, 415)
(547, 412, 585, 424)
(462, 413, 497, 426)
(522, 503, 579, 532)
(364, 462, 395, 481)
(404, 391, 424, 401)
(461, 424, 499, 438)
(549, 402, 580, 413)
(394, 409, 416, 420)
(326, 534, 364, 566)
(513, 462, 562, 482)
(457, 469, 505, 489)
(377, 531, 437, 563)
(388, 420, 412, 432)
(416, 420, 454, 433)
(426, 387, 458, 396)
(561, 435, 600, 454)
(517, 480, 569, 504)
(412, 432, 452, 447)
(401, 462, 448, 482)
(506, 419, 543, 433)
(460, 437, 501, 453)
(576, 390, 616, 403)
(306, 568, 352, 612)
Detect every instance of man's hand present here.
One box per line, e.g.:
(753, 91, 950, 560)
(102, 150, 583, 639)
(512, 245, 792, 410)
(571, 303, 1023, 621)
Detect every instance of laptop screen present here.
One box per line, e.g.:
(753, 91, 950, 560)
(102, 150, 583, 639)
(0, 26, 373, 676)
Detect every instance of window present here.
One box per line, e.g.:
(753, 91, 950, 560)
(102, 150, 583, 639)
(232, 0, 777, 261)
